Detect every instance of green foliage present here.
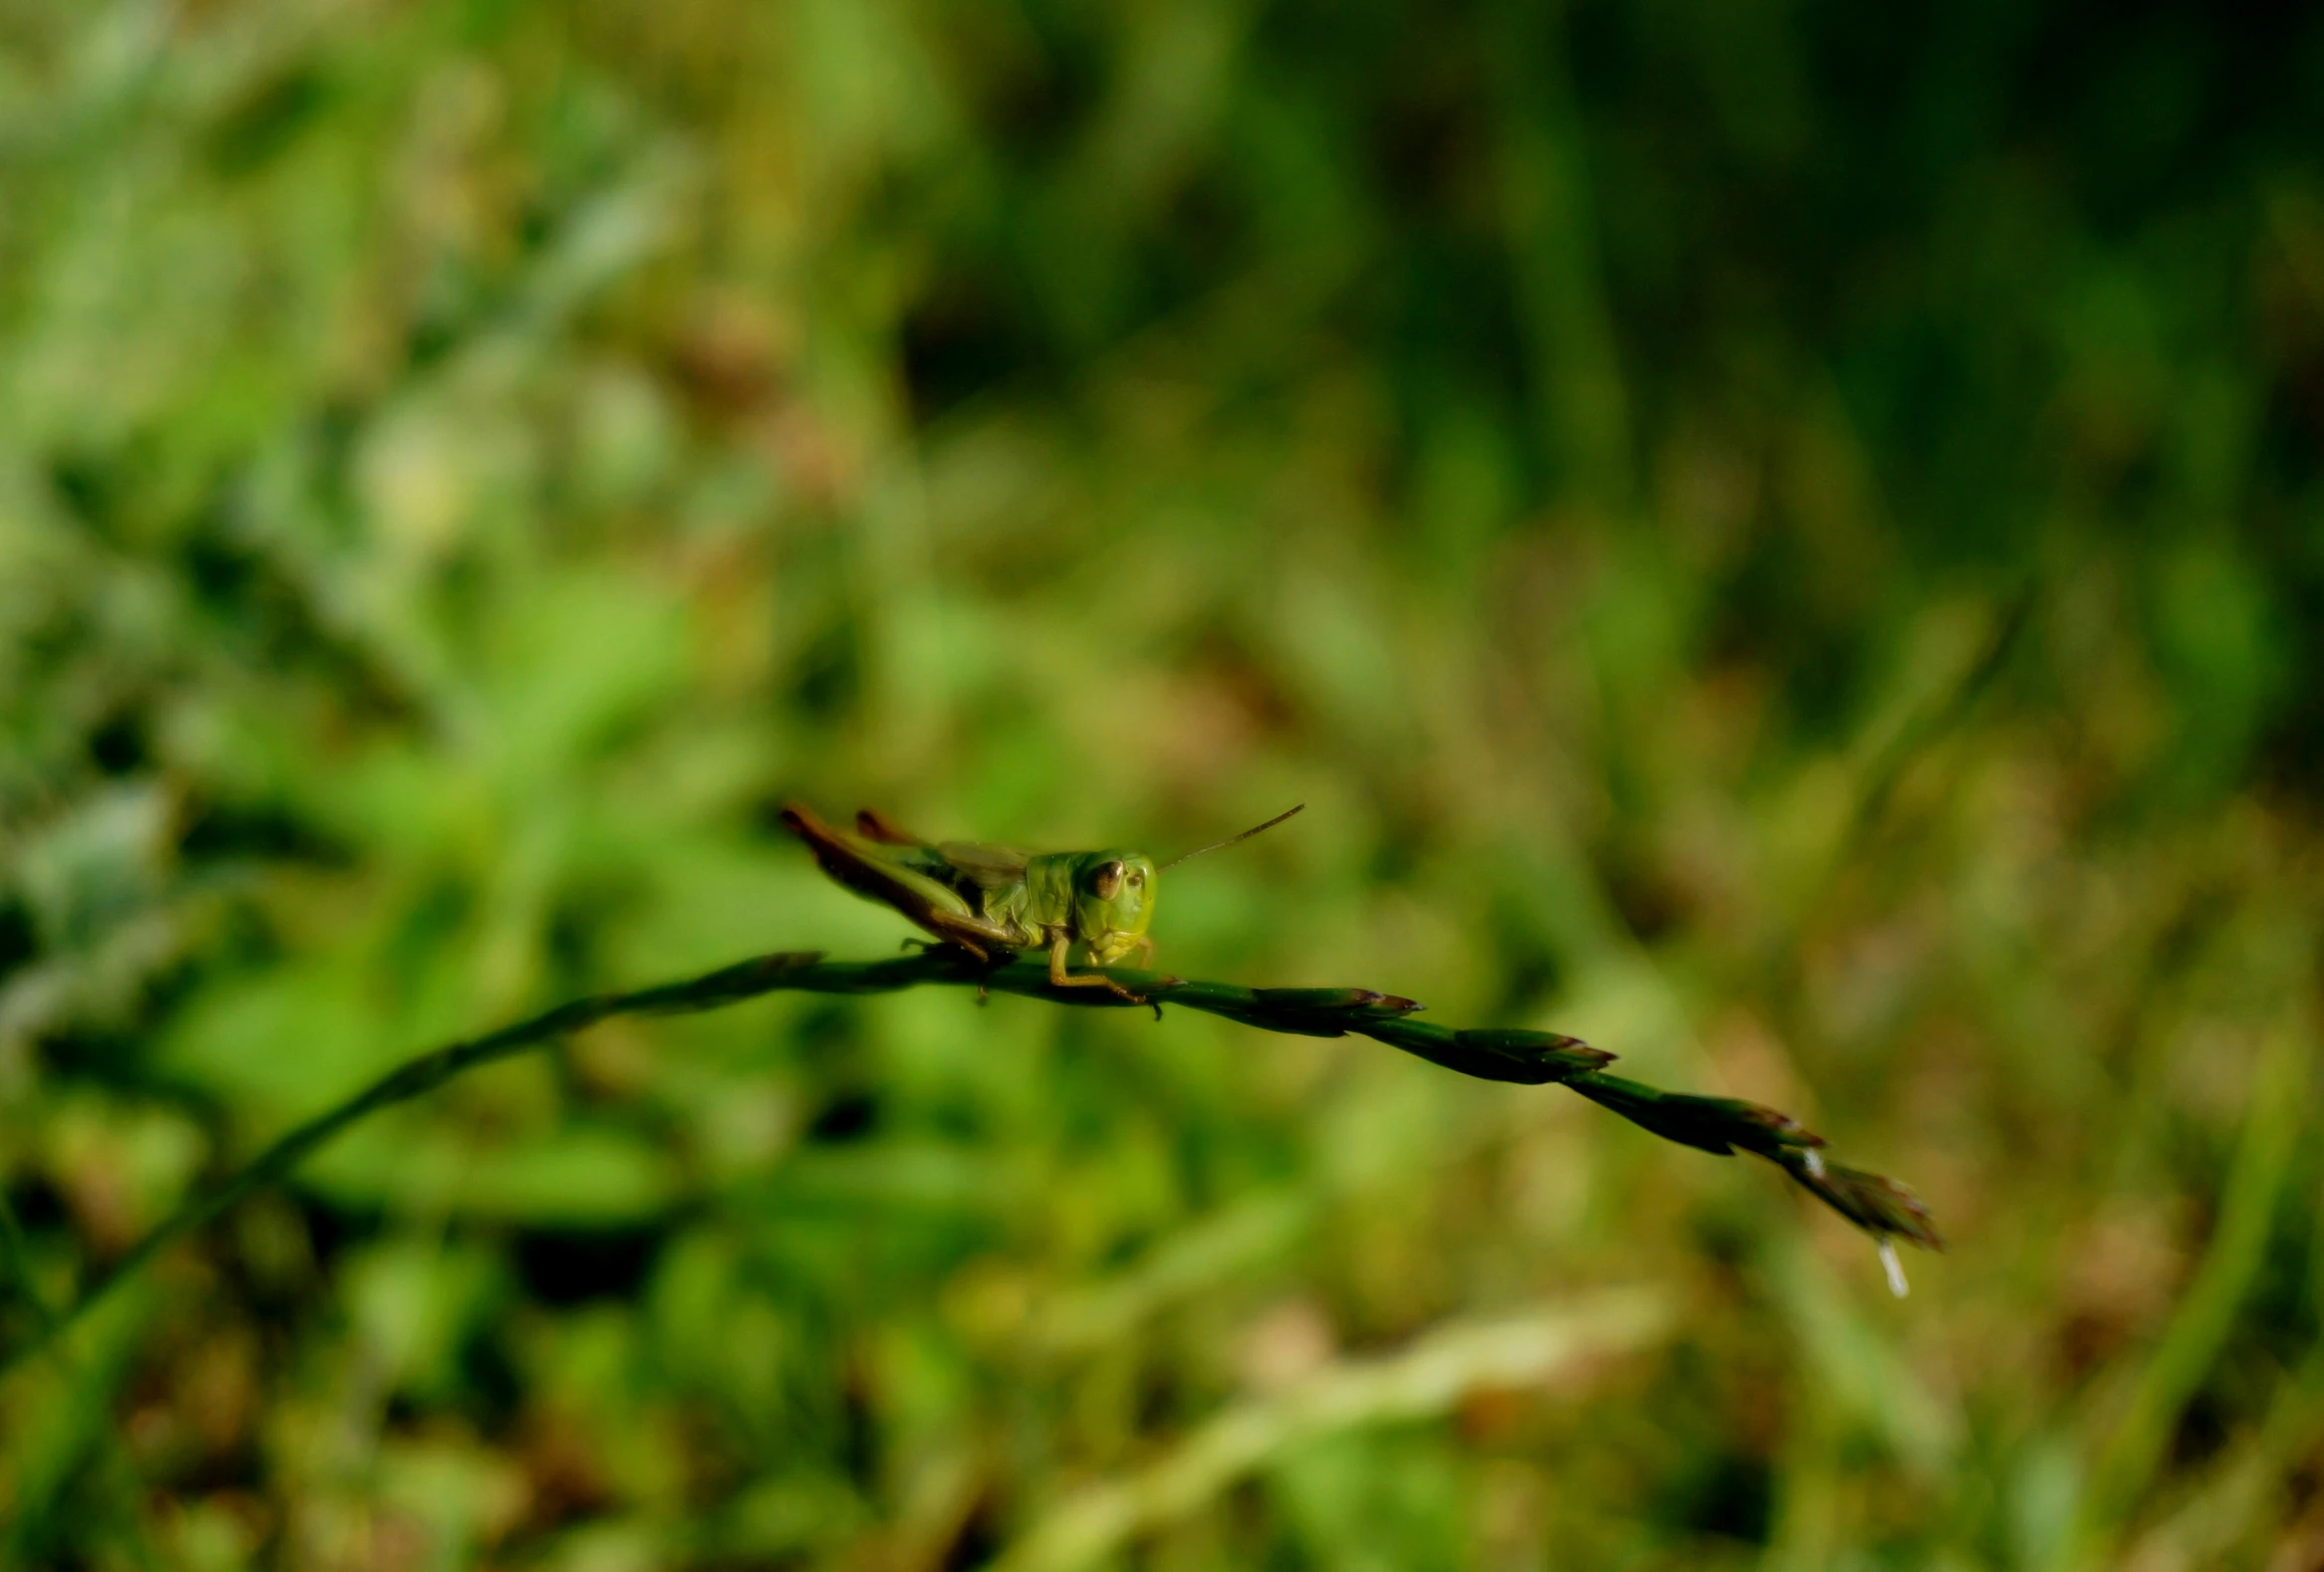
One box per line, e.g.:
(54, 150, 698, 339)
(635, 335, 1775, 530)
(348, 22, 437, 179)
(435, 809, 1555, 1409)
(2, 0, 2321, 1566)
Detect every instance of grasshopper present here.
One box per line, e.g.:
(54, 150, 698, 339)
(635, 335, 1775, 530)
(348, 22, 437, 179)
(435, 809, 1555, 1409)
(780, 802, 1304, 1003)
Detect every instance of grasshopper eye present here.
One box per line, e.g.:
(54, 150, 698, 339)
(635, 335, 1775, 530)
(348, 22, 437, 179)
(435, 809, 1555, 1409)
(1092, 860, 1125, 900)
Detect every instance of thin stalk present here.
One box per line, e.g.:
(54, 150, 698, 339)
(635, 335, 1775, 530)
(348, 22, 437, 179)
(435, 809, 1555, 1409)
(1, 947, 1938, 1375)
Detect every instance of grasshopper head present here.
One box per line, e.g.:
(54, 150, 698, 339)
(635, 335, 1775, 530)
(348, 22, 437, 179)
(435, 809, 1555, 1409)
(1074, 851, 1156, 963)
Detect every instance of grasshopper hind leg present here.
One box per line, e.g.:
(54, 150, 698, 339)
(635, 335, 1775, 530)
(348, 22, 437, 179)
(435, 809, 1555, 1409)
(781, 803, 1018, 960)
(855, 808, 929, 847)
(901, 935, 994, 965)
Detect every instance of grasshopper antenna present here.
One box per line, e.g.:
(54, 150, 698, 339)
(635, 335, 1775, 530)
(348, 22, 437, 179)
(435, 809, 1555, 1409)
(1159, 804, 1305, 870)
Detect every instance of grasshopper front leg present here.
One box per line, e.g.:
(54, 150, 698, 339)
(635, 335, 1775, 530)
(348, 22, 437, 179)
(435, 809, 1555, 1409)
(1047, 930, 1146, 1005)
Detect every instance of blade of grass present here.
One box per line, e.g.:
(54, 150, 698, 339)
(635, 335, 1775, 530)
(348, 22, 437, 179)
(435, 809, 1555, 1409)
(0, 1206, 161, 1572)
(992, 1289, 1674, 1572)
(2061, 1023, 2311, 1567)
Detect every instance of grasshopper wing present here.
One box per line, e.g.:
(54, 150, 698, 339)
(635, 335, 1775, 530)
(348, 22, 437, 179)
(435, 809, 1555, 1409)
(930, 840, 1031, 894)
(782, 804, 1021, 959)
(852, 810, 1028, 903)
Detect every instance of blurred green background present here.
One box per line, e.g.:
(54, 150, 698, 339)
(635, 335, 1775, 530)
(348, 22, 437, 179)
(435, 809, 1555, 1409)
(3, 0, 2322, 1566)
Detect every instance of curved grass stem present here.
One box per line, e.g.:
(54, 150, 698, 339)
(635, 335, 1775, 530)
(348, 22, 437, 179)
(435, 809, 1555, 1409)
(1, 947, 1938, 1375)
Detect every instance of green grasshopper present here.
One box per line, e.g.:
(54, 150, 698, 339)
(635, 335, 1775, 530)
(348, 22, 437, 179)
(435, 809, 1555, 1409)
(780, 802, 1304, 1003)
